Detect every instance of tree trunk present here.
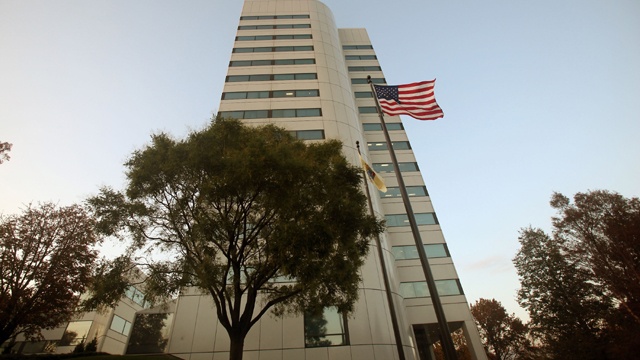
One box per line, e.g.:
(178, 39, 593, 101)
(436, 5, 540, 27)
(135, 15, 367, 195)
(229, 333, 246, 360)
(0, 329, 14, 351)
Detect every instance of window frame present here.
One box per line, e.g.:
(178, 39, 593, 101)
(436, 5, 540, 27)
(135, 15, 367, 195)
(304, 307, 349, 348)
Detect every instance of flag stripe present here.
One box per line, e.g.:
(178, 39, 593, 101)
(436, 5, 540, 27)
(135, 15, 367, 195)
(374, 79, 443, 121)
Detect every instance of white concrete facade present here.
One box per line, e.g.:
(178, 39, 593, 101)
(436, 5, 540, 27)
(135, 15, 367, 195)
(166, 1, 487, 360)
(7, 286, 147, 355)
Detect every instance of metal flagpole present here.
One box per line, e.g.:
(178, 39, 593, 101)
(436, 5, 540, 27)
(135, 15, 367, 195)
(367, 75, 458, 360)
(356, 141, 406, 360)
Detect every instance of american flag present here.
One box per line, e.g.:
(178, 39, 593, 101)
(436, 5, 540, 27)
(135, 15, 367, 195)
(373, 80, 444, 120)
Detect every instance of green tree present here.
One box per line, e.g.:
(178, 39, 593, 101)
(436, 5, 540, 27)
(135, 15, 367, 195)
(514, 227, 610, 359)
(87, 119, 382, 360)
(0, 203, 100, 349)
(470, 298, 529, 360)
(84, 337, 98, 352)
(550, 190, 640, 359)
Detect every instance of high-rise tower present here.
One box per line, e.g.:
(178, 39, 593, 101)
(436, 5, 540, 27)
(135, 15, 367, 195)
(166, 1, 487, 359)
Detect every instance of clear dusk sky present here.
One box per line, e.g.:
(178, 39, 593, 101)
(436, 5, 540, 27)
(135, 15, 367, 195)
(1, 0, 639, 320)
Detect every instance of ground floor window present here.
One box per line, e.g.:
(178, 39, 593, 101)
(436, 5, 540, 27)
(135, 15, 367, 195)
(413, 322, 470, 360)
(304, 307, 349, 347)
(60, 320, 92, 346)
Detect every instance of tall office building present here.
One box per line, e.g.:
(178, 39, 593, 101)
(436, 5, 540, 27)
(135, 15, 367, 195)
(166, 1, 487, 360)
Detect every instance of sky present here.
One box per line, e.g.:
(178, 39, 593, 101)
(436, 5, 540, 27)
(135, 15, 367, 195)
(1, 0, 639, 320)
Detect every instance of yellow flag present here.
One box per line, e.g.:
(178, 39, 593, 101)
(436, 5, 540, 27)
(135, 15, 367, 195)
(359, 155, 387, 192)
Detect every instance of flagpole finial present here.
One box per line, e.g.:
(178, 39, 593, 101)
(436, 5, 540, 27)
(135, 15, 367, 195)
(366, 75, 372, 84)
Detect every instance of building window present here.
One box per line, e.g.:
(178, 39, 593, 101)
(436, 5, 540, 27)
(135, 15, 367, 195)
(289, 130, 325, 140)
(362, 122, 403, 131)
(392, 243, 449, 260)
(385, 213, 439, 227)
(399, 280, 463, 298)
(219, 108, 322, 120)
(358, 106, 378, 114)
(60, 321, 92, 346)
(342, 45, 374, 50)
(238, 24, 311, 30)
(236, 34, 312, 41)
(229, 58, 315, 67)
(226, 73, 317, 83)
(125, 286, 150, 307)
(355, 91, 374, 98)
(381, 186, 428, 198)
(352, 78, 385, 84)
(232, 46, 313, 53)
(348, 66, 382, 72)
(126, 313, 174, 354)
(367, 141, 411, 151)
(372, 162, 419, 173)
(345, 55, 377, 60)
(223, 89, 319, 100)
(240, 14, 310, 20)
(304, 307, 348, 348)
(110, 315, 132, 336)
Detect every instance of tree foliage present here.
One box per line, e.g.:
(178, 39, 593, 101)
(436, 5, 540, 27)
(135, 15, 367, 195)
(470, 298, 529, 360)
(0, 141, 11, 164)
(87, 119, 383, 360)
(550, 190, 640, 322)
(514, 228, 610, 359)
(514, 190, 640, 359)
(550, 190, 640, 358)
(432, 328, 472, 360)
(0, 203, 100, 348)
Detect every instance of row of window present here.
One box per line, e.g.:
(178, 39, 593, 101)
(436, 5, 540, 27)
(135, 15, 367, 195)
(355, 91, 373, 98)
(224, 75, 383, 85)
(380, 186, 428, 198)
(229, 58, 315, 67)
(345, 55, 377, 60)
(238, 24, 311, 30)
(236, 34, 312, 41)
(385, 213, 439, 227)
(61, 321, 92, 346)
(368, 141, 411, 151)
(373, 162, 419, 173)
(392, 243, 449, 260)
(233, 45, 313, 53)
(226, 73, 317, 82)
(363, 122, 404, 131)
(343, 45, 374, 50)
(110, 314, 132, 336)
(240, 14, 310, 20)
(304, 279, 462, 348)
(304, 307, 347, 348)
(348, 66, 382, 72)
(352, 77, 385, 84)
(222, 89, 319, 100)
(219, 108, 322, 120)
(400, 279, 463, 298)
(124, 285, 151, 308)
(289, 129, 325, 140)
(359, 106, 378, 114)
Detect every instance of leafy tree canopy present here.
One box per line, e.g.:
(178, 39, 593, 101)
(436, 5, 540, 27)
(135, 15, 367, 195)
(87, 118, 383, 360)
(0, 203, 100, 349)
(514, 190, 640, 359)
(0, 141, 12, 164)
(470, 298, 529, 360)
